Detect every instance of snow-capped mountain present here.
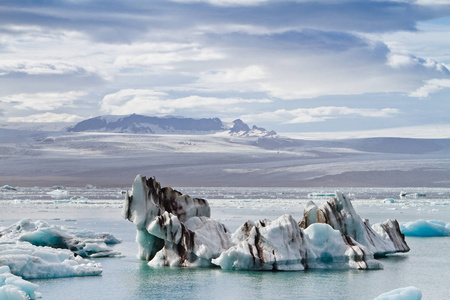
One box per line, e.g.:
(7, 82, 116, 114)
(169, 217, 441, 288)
(67, 114, 225, 134)
(229, 119, 277, 137)
(67, 114, 277, 136)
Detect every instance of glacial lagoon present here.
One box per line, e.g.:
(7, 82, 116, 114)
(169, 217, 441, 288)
(1, 186, 449, 299)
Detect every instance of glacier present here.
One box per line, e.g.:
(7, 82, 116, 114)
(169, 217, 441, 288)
(123, 175, 409, 271)
(400, 220, 450, 237)
(0, 219, 121, 258)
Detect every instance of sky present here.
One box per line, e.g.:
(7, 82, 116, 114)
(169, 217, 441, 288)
(1, 0, 450, 134)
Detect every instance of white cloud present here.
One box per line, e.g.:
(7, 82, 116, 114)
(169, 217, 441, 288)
(240, 106, 401, 124)
(408, 78, 450, 98)
(0, 60, 85, 76)
(114, 49, 224, 68)
(8, 112, 84, 123)
(100, 89, 272, 115)
(2, 91, 86, 110)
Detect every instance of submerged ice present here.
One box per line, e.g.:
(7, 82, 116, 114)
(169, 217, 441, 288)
(123, 175, 409, 271)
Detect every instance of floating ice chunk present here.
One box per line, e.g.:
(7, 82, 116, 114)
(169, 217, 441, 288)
(400, 220, 450, 237)
(383, 198, 395, 203)
(300, 192, 409, 255)
(0, 266, 40, 300)
(0, 219, 121, 258)
(124, 176, 385, 271)
(214, 215, 308, 271)
(1, 185, 17, 191)
(47, 189, 69, 198)
(374, 286, 422, 300)
(0, 242, 102, 279)
(305, 223, 382, 270)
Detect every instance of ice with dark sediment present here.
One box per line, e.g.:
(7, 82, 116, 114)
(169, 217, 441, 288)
(299, 193, 410, 255)
(123, 175, 409, 271)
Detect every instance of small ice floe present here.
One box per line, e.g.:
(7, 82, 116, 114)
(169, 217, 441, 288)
(399, 192, 426, 199)
(50, 186, 66, 190)
(307, 192, 335, 199)
(374, 286, 422, 300)
(0, 242, 102, 279)
(1, 185, 17, 191)
(400, 220, 450, 237)
(0, 219, 121, 258)
(0, 265, 40, 300)
(85, 184, 96, 190)
(47, 190, 70, 198)
(69, 196, 89, 202)
(383, 198, 396, 204)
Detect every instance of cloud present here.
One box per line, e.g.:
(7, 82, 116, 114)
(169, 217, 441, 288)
(2, 91, 86, 110)
(114, 44, 224, 68)
(100, 89, 272, 115)
(8, 112, 84, 123)
(240, 106, 401, 124)
(408, 78, 450, 98)
(0, 60, 87, 76)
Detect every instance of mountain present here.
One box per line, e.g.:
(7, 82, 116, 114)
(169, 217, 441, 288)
(67, 114, 277, 136)
(229, 119, 277, 137)
(67, 114, 225, 134)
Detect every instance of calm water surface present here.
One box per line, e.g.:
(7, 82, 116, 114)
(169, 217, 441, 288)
(1, 187, 449, 299)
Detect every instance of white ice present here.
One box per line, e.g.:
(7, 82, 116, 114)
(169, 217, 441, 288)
(0, 266, 40, 300)
(0, 242, 102, 279)
(374, 286, 422, 300)
(0, 219, 121, 258)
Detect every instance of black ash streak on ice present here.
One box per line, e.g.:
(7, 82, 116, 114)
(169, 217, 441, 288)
(122, 175, 409, 271)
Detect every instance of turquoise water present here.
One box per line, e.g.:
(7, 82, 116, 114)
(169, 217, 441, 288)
(30, 220, 450, 300)
(2, 187, 449, 299)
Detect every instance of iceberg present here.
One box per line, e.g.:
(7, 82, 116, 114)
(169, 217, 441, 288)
(0, 266, 40, 300)
(374, 286, 422, 300)
(299, 194, 410, 255)
(213, 215, 382, 271)
(400, 220, 450, 237)
(0, 219, 121, 258)
(123, 175, 406, 271)
(1, 185, 17, 191)
(0, 242, 102, 279)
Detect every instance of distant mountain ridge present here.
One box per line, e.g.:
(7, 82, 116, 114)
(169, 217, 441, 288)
(67, 114, 277, 136)
(67, 114, 225, 134)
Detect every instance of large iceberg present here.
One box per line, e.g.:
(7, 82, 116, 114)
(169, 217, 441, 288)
(0, 219, 121, 258)
(400, 220, 450, 237)
(123, 175, 408, 271)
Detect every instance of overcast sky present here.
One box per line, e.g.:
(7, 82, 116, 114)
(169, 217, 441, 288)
(1, 0, 450, 134)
